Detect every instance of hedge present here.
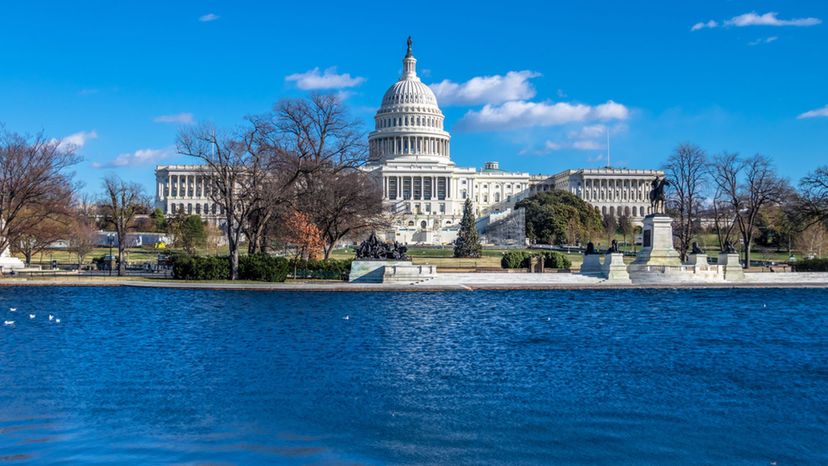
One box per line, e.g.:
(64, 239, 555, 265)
(501, 251, 571, 269)
(794, 258, 828, 272)
(239, 254, 290, 282)
(171, 254, 289, 282)
(288, 259, 353, 280)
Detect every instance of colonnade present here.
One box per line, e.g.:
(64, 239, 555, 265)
(384, 175, 451, 201)
(370, 136, 449, 158)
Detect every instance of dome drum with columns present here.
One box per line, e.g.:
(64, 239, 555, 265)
(153, 38, 663, 246)
(368, 37, 451, 164)
(364, 38, 664, 246)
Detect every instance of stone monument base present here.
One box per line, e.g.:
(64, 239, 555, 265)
(603, 253, 631, 283)
(349, 260, 436, 284)
(718, 253, 745, 281)
(580, 254, 603, 275)
(631, 215, 681, 267)
(687, 253, 708, 267)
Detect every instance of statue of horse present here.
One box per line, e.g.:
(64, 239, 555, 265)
(649, 177, 669, 214)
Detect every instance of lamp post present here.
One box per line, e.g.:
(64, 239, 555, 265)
(108, 234, 114, 276)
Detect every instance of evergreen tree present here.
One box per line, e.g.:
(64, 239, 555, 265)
(454, 198, 482, 258)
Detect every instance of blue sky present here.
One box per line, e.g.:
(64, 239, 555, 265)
(1, 1, 826, 195)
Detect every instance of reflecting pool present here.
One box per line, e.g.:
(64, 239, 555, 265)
(1, 287, 826, 464)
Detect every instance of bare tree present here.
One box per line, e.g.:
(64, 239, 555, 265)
(70, 217, 98, 269)
(15, 215, 70, 266)
(798, 166, 828, 227)
(300, 170, 385, 259)
(709, 152, 740, 251)
(664, 143, 707, 261)
(796, 222, 828, 258)
(0, 129, 78, 255)
(177, 126, 260, 279)
(601, 213, 617, 249)
(100, 175, 147, 276)
(711, 153, 787, 267)
(618, 213, 633, 247)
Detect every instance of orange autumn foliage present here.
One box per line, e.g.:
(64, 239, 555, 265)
(283, 210, 324, 260)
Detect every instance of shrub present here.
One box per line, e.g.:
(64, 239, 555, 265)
(170, 254, 289, 282)
(171, 255, 229, 280)
(501, 251, 571, 269)
(239, 254, 290, 282)
(795, 258, 828, 272)
(501, 251, 530, 268)
(542, 251, 571, 269)
(288, 259, 353, 280)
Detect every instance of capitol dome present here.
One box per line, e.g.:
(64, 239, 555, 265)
(368, 37, 451, 164)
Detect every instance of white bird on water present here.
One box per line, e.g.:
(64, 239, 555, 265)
(49, 314, 54, 321)
(9, 308, 16, 312)
(343, 315, 350, 320)
(55, 318, 61, 324)
(3, 320, 13, 326)
(29, 314, 35, 319)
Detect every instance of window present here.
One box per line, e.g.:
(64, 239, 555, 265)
(408, 221, 415, 226)
(494, 193, 500, 202)
(420, 220, 427, 229)
(439, 203, 446, 213)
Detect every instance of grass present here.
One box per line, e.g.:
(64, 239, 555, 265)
(15, 235, 812, 272)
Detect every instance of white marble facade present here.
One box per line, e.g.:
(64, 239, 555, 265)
(154, 39, 663, 245)
(155, 165, 225, 227)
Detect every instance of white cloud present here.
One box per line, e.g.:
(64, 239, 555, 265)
(691, 20, 718, 31)
(199, 13, 220, 22)
(429, 70, 540, 106)
(92, 147, 175, 168)
(798, 104, 828, 119)
(53, 130, 98, 151)
(748, 36, 779, 46)
(573, 140, 604, 150)
(153, 113, 195, 125)
(569, 124, 607, 139)
(457, 99, 629, 132)
(726, 11, 821, 27)
(285, 67, 365, 90)
(544, 141, 562, 151)
(693, 11, 821, 31)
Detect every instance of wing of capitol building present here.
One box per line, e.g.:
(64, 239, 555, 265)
(155, 38, 663, 246)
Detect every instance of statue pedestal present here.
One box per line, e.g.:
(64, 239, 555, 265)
(688, 254, 708, 267)
(603, 253, 630, 283)
(348, 260, 436, 284)
(631, 215, 681, 267)
(580, 254, 603, 275)
(718, 253, 745, 281)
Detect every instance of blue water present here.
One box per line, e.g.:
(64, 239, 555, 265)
(0, 287, 826, 464)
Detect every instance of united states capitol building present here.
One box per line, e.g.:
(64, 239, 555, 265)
(155, 39, 662, 245)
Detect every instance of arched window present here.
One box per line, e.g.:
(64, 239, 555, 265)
(420, 220, 427, 229)
(408, 221, 414, 226)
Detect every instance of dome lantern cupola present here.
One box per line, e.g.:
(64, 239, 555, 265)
(367, 37, 452, 165)
(402, 36, 418, 80)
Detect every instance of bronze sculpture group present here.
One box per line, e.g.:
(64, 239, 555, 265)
(356, 232, 410, 261)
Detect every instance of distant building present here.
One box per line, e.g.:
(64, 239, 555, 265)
(154, 38, 664, 245)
